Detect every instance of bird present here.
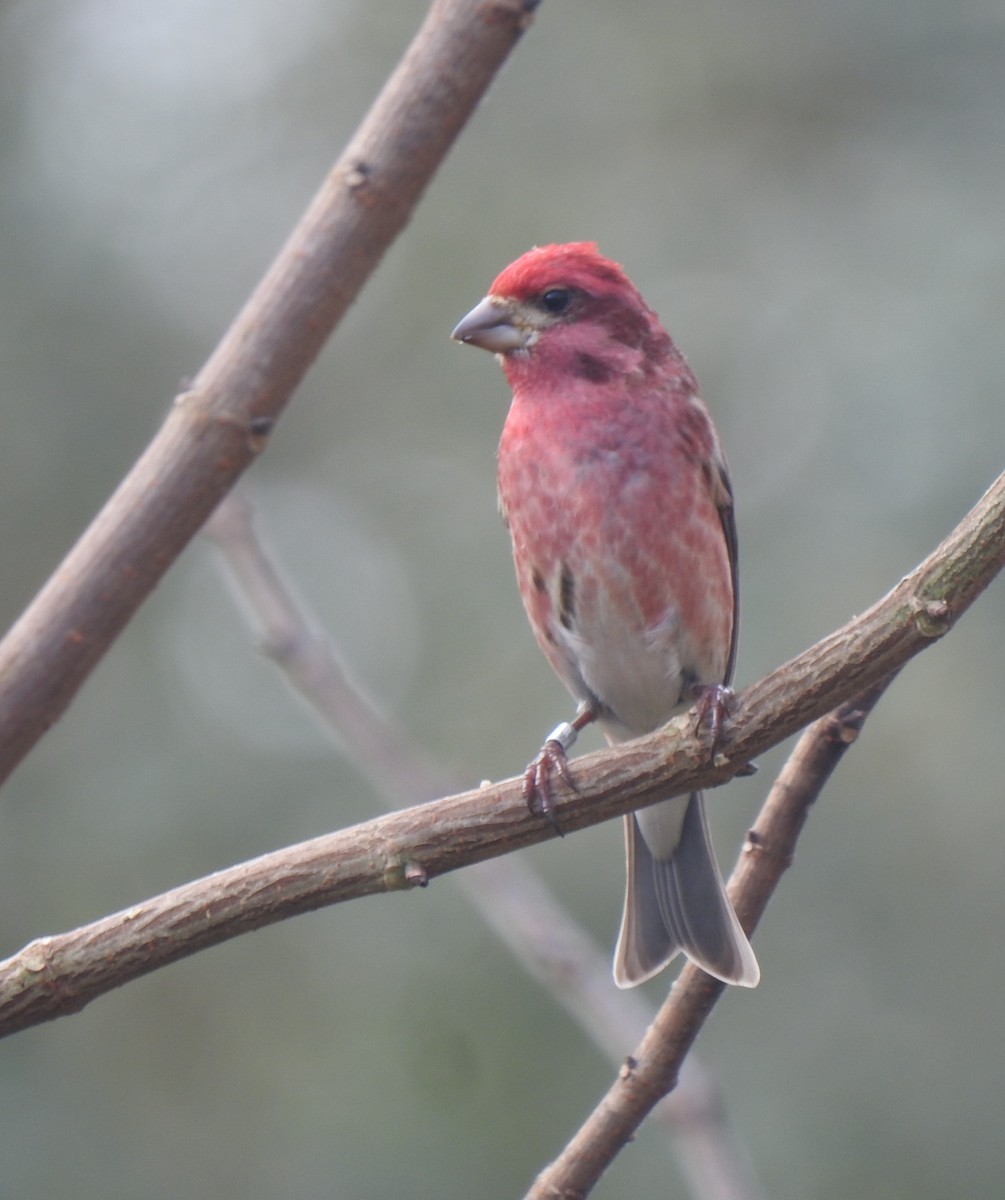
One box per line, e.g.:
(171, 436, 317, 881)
(451, 242, 759, 988)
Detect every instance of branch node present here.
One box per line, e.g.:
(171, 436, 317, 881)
(172, 381, 198, 407)
(743, 829, 762, 853)
(912, 597, 953, 638)
(402, 860, 430, 888)
(247, 416, 275, 453)
(825, 704, 866, 745)
(344, 161, 370, 191)
(743, 828, 793, 869)
(19, 937, 54, 976)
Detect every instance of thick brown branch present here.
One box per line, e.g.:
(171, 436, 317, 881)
(0, 0, 539, 789)
(0, 471, 1001, 1039)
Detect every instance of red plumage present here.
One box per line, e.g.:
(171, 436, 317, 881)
(453, 244, 758, 988)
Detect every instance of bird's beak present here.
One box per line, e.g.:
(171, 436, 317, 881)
(451, 296, 530, 353)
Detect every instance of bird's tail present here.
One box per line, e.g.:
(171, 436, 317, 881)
(613, 792, 759, 988)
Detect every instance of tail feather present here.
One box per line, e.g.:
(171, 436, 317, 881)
(613, 793, 759, 988)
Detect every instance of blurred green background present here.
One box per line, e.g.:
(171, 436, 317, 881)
(2, 1, 1004, 1196)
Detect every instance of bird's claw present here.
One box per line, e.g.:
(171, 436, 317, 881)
(522, 707, 596, 834)
(688, 682, 737, 750)
(522, 726, 581, 835)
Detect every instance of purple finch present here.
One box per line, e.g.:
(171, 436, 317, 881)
(453, 243, 758, 988)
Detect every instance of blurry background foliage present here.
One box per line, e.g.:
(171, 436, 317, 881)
(1, 1, 1004, 1197)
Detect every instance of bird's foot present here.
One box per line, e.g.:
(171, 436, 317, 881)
(687, 682, 737, 749)
(522, 704, 596, 834)
(523, 733, 577, 835)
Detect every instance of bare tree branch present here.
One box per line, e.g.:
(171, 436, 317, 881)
(525, 678, 895, 1199)
(0, 469, 1001, 1042)
(0, 0, 540, 789)
(207, 495, 448, 803)
(207, 492, 764, 1200)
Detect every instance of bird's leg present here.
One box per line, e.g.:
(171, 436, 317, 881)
(523, 701, 597, 833)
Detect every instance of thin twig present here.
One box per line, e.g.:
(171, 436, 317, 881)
(525, 678, 896, 1199)
(206, 493, 763, 1200)
(0, 0, 540, 788)
(0, 470, 1001, 1040)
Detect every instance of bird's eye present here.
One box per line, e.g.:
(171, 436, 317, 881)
(540, 288, 572, 314)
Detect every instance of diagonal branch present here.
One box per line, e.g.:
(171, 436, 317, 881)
(0, 469, 1001, 1041)
(0, 0, 540, 790)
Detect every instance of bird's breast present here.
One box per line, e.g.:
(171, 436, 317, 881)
(497, 402, 732, 736)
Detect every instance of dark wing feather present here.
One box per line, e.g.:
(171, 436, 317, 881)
(707, 453, 739, 686)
